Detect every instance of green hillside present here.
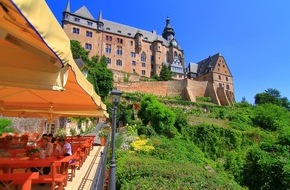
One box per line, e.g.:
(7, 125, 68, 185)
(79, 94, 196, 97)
(106, 91, 290, 190)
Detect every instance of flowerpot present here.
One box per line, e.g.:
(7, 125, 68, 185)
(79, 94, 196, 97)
(100, 137, 106, 146)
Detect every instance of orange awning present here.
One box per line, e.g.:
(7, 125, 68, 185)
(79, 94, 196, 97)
(0, 0, 108, 118)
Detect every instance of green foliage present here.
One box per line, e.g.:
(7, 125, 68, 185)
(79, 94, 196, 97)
(241, 145, 290, 190)
(255, 88, 290, 110)
(172, 107, 189, 133)
(54, 128, 67, 139)
(138, 95, 178, 138)
(116, 148, 244, 190)
(184, 123, 244, 160)
(196, 96, 212, 103)
(86, 55, 114, 99)
(0, 118, 13, 135)
(125, 123, 138, 136)
(69, 127, 77, 136)
(137, 125, 156, 137)
(251, 103, 290, 131)
(70, 40, 89, 62)
(158, 65, 173, 81)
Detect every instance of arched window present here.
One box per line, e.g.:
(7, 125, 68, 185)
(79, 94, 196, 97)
(141, 52, 146, 62)
(174, 51, 177, 57)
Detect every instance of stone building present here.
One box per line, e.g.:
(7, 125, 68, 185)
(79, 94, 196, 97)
(61, 1, 235, 105)
(62, 1, 186, 80)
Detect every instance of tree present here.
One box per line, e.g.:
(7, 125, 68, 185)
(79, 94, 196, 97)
(70, 40, 114, 99)
(138, 95, 177, 138)
(70, 40, 89, 62)
(255, 88, 290, 110)
(86, 56, 113, 99)
(159, 65, 173, 81)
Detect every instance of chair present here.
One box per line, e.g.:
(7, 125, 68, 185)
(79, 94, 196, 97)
(32, 161, 67, 190)
(68, 147, 83, 181)
(0, 172, 39, 190)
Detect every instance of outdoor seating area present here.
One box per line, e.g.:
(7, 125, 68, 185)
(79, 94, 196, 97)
(0, 133, 98, 190)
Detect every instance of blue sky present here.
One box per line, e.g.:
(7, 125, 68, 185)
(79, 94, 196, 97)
(46, 0, 290, 103)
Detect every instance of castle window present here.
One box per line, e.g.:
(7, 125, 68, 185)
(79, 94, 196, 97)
(85, 43, 92, 50)
(72, 27, 80, 34)
(218, 75, 221, 80)
(144, 37, 148, 40)
(132, 61, 136, 66)
(106, 57, 111, 64)
(133, 69, 136, 73)
(117, 30, 122, 33)
(130, 41, 133, 46)
(131, 52, 136, 57)
(226, 84, 230, 90)
(86, 31, 93, 37)
(106, 27, 111, 30)
(218, 63, 220, 66)
(219, 83, 222, 87)
(105, 44, 111, 53)
(117, 38, 123, 44)
(106, 35, 112, 41)
(116, 59, 122, 66)
(141, 70, 146, 75)
(226, 77, 228, 81)
(127, 33, 131, 36)
(225, 71, 227, 74)
(141, 52, 146, 62)
(87, 21, 93, 26)
(117, 46, 123, 55)
(142, 63, 146, 67)
(74, 17, 80, 22)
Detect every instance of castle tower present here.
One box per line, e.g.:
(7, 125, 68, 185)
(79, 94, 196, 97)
(162, 17, 175, 41)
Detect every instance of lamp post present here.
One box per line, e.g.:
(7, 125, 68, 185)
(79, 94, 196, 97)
(109, 88, 122, 190)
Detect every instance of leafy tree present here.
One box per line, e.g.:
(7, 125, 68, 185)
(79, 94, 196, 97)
(251, 103, 290, 131)
(255, 88, 290, 110)
(70, 40, 89, 62)
(86, 56, 113, 99)
(138, 95, 177, 138)
(159, 65, 173, 81)
(70, 40, 113, 99)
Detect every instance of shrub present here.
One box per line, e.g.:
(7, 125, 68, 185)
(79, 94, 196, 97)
(0, 118, 13, 135)
(251, 104, 290, 131)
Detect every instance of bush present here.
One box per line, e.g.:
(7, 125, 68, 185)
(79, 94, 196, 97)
(0, 118, 13, 135)
(251, 104, 290, 131)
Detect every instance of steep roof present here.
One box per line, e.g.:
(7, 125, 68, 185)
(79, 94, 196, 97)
(101, 19, 169, 45)
(73, 6, 95, 20)
(196, 53, 220, 75)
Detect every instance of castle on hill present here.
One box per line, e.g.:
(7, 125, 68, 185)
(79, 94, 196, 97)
(61, 1, 235, 105)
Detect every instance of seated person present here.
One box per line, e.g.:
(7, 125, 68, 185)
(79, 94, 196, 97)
(56, 137, 72, 156)
(40, 136, 53, 157)
(48, 133, 56, 143)
(31, 136, 53, 175)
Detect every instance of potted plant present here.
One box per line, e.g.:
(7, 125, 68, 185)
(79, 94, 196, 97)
(98, 129, 108, 146)
(26, 147, 40, 159)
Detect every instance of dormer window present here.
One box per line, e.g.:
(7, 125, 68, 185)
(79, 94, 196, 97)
(127, 33, 131, 36)
(106, 27, 111, 30)
(74, 17, 80, 22)
(87, 21, 93, 26)
(117, 30, 122, 33)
